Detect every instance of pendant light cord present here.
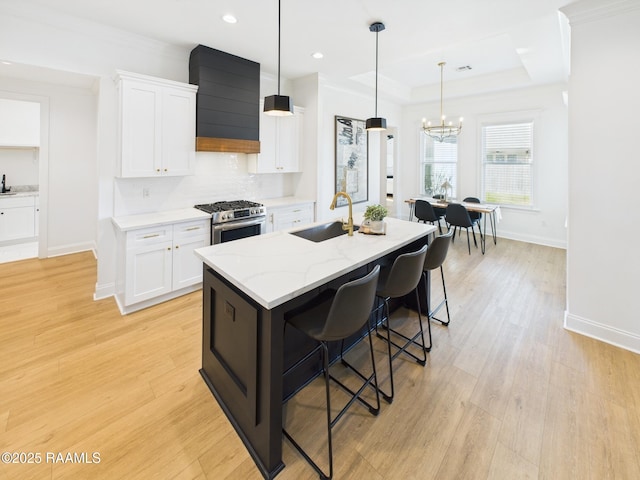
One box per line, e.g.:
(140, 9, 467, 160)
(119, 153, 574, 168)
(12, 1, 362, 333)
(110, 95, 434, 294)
(374, 29, 379, 117)
(277, 0, 281, 95)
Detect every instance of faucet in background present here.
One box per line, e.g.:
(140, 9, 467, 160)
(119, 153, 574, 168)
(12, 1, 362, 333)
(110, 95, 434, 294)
(329, 191, 354, 236)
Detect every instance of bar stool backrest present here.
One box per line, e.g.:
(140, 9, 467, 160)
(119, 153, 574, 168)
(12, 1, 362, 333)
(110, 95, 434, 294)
(376, 244, 428, 299)
(320, 265, 381, 341)
(424, 230, 453, 271)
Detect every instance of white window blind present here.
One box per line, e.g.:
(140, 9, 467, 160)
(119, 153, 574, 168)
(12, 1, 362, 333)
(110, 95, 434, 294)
(482, 122, 533, 206)
(420, 134, 457, 197)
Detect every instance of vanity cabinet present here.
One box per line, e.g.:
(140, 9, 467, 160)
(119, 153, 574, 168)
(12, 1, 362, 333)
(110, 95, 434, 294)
(266, 202, 315, 233)
(113, 213, 210, 314)
(0, 195, 36, 242)
(116, 71, 197, 178)
(248, 105, 304, 173)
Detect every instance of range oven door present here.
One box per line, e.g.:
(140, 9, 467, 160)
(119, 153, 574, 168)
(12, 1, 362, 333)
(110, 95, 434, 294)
(213, 217, 266, 244)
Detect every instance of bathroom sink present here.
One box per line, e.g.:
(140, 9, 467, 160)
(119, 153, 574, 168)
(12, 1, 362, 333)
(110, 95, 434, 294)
(290, 221, 359, 243)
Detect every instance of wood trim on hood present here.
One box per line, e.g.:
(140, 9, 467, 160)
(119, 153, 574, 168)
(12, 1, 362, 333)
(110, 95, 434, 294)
(196, 137, 260, 154)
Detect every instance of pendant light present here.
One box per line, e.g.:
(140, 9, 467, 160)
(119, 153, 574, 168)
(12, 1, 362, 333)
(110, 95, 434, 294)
(264, 0, 293, 116)
(365, 22, 386, 131)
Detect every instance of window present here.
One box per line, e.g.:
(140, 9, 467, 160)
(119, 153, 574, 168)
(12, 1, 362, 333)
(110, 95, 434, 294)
(481, 122, 533, 206)
(420, 134, 457, 198)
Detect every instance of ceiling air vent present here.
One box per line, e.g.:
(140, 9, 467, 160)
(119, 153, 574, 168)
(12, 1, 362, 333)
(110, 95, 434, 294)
(456, 65, 472, 72)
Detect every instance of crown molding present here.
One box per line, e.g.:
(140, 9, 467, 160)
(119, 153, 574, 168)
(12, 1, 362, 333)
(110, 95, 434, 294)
(561, 0, 640, 26)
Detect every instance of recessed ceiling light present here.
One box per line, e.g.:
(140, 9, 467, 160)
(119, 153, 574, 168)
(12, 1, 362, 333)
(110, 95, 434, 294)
(222, 14, 237, 24)
(312, 52, 324, 59)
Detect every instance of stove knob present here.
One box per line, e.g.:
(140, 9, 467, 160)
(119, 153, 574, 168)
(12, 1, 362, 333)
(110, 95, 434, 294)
(221, 214, 226, 220)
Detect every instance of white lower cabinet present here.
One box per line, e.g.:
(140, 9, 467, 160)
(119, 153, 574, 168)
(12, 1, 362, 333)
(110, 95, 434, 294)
(267, 202, 315, 233)
(0, 195, 36, 242)
(120, 219, 209, 311)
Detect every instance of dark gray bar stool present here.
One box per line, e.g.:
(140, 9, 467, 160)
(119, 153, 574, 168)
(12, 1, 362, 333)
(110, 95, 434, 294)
(422, 230, 454, 350)
(374, 244, 428, 403)
(282, 265, 381, 480)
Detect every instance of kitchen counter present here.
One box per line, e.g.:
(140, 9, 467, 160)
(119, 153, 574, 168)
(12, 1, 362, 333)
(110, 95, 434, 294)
(195, 215, 434, 479)
(111, 208, 211, 232)
(195, 215, 433, 310)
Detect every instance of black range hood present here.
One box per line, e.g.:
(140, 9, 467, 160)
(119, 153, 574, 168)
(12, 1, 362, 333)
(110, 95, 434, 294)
(189, 45, 261, 153)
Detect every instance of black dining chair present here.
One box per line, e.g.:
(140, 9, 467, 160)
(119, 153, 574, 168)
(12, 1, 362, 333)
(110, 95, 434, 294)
(463, 196, 482, 227)
(445, 203, 482, 254)
(282, 265, 381, 480)
(414, 199, 443, 234)
(431, 193, 447, 220)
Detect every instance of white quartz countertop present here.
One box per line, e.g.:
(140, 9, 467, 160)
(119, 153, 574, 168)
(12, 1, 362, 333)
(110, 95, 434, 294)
(112, 208, 211, 232)
(195, 215, 435, 310)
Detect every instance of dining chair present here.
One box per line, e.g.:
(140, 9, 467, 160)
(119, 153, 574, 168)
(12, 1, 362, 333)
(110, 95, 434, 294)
(282, 265, 381, 480)
(445, 203, 482, 254)
(414, 199, 443, 234)
(463, 196, 482, 227)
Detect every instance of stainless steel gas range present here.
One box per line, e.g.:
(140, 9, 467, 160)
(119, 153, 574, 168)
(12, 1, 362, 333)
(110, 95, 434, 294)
(194, 200, 266, 244)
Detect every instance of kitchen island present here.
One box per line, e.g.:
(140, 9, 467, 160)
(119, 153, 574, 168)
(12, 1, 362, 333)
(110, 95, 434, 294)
(194, 215, 435, 479)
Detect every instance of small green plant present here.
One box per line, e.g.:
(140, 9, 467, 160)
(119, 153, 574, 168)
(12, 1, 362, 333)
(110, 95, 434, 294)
(363, 204, 388, 222)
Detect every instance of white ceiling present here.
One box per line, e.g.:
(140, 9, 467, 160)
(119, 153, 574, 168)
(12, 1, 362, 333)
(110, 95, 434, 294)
(0, 0, 572, 103)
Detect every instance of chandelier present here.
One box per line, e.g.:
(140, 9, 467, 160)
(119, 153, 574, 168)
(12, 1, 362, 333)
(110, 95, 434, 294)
(422, 62, 462, 142)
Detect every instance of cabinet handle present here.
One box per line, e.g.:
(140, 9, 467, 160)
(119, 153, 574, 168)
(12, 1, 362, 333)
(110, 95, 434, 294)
(143, 233, 160, 239)
(186, 226, 201, 231)
(156, 168, 161, 172)
(167, 247, 172, 251)
(164, 168, 168, 172)
(175, 245, 180, 249)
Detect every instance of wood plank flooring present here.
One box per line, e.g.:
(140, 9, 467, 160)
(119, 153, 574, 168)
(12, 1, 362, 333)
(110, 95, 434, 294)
(1, 237, 639, 480)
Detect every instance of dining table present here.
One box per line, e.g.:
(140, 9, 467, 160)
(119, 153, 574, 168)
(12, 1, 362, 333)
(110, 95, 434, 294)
(405, 197, 501, 254)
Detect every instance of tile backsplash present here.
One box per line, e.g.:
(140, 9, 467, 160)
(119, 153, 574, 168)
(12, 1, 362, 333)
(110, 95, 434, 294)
(113, 152, 294, 217)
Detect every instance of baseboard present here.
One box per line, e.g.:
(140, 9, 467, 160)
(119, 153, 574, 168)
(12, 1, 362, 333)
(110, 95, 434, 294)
(94, 281, 115, 301)
(564, 311, 640, 354)
(47, 241, 96, 258)
(496, 229, 566, 249)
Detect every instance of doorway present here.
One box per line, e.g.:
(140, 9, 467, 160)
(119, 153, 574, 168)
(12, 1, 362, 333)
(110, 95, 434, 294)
(0, 95, 48, 264)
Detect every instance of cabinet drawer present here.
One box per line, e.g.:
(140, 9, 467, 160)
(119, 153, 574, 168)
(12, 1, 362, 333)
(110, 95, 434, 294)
(0, 196, 35, 209)
(126, 225, 172, 247)
(174, 220, 209, 241)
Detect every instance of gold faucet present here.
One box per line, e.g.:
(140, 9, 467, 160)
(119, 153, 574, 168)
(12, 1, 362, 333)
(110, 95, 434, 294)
(329, 191, 354, 236)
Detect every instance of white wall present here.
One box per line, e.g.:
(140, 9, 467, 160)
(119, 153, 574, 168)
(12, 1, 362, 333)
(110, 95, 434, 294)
(310, 76, 401, 223)
(401, 83, 568, 248)
(562, 0, 640, 353)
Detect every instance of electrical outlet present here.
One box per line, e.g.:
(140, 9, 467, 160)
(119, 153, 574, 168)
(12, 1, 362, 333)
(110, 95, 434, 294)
(142, 187, 150, 198)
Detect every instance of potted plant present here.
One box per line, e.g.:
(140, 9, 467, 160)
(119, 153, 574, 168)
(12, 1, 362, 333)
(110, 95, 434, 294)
(362, 204, 388, 234)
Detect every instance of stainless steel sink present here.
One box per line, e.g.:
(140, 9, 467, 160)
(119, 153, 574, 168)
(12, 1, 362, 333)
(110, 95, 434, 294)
(290, 221, 359, 242)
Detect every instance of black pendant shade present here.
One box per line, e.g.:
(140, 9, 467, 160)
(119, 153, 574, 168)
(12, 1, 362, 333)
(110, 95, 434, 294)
(366, 22, 386, 131)
(263, 94, 293, 116)
(365, 117, 387, 131)
(264, 0, 293, 116)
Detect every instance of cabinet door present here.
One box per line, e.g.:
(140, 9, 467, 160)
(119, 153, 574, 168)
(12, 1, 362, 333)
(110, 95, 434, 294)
(125, 241, 173, 305)
(172, 221, 209, 290)
(120, 80, 162, 177)
(276, 110, 302, 173)
(162, 87, 196, 176)
(0, 206, 36, 241)
(272, 203, 314, 232)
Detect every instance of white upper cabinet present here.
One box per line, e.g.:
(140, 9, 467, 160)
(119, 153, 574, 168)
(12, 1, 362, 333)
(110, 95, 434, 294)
(0, 98, 40, 147)
(116, 71, 197, 177)
(248, 104, 304, 174)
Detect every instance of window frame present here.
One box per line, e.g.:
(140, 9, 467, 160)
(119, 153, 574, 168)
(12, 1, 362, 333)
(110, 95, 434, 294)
(418, 129, 458, 198)
(479, 112, 539, 209)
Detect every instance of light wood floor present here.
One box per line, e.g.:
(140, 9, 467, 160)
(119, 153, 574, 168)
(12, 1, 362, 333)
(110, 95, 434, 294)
(1, 238, 639, 480)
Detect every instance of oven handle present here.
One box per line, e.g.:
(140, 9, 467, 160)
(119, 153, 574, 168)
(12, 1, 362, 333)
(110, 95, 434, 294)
(213, 217, 266, 232)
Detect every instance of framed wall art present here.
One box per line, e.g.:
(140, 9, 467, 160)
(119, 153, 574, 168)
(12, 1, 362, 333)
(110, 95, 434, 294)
(335, 115, 368, 206)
